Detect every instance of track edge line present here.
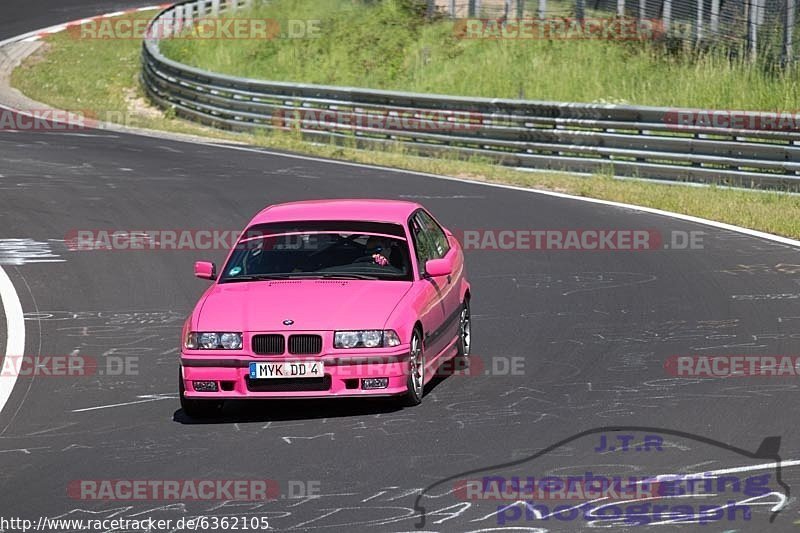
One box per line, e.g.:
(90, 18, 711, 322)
(0, 266, 25, 416)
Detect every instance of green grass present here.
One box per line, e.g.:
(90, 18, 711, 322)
(9, 8, 800, 240)
(10, 10, 229, 135)
(159, 0, 800, 110)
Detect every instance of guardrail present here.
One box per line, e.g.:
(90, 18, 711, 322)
(141, 0, 800, 189)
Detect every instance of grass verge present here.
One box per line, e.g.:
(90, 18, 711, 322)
(8, 9, 800, 239)
(159, 0, 800, 111)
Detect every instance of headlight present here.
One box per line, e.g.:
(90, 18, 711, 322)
(185, 332, 242, 350)
(334, 330, 401, 349)
(336, 331, 361, 349)
(199, 332, 220, 349)
(220, 332, 243, 350)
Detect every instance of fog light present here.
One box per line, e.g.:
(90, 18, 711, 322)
(193, 381, 218, 392)
(361, 378, 388, 390)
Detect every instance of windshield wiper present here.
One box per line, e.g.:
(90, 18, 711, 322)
(268, 272, 381, 280)
(221, 272, 380, 282)
(315, 273, 380, 280)
(221, 273, 297, 282)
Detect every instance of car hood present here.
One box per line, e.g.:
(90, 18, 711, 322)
(195, 279, 413, 332)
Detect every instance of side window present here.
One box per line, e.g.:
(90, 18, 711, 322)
(410, 214, 434, 274)
(417, 211, 450, 260)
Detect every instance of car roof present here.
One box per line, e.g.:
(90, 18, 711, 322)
(248, 199, 424, 226)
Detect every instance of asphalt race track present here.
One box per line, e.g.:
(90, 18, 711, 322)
(2, 4, 800, 532)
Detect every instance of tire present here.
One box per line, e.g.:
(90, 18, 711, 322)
(456, 300, 471, 359)
(179, 368, 223, 418)
(401, 328, 425, 406)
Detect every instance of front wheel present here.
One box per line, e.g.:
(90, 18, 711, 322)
(179, 368, 223, 418)
(456, 300, 471, 358)
(401, 329, 425, 406)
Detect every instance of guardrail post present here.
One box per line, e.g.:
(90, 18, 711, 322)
(662, 0, 671, 32)
(617, 0, 625, 17)
(638, 0, 645, 20)
(576, 0, 584, 21)
(449, 0, 456, 17)
(211, 0, 220, 16)
(517, 0, 525, 18)
(538, 0, 546, 19)
(468, 0, 475, 16)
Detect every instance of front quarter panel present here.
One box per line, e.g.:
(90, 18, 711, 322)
(383, 281, 439, 347)
(451, 234, 470, 303)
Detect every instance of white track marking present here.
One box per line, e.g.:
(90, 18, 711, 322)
(0, 266, 25, 416)
(194, 142, 800, 249)
(71, 393, 178, 412)
(658, 459, 800, 479)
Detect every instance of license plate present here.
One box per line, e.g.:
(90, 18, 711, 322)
(249, 361, 324, 379)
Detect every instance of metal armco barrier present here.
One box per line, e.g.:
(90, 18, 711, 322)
(141, 0, 800, 189)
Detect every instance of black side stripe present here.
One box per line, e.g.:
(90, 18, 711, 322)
(424, 304, 462, 348)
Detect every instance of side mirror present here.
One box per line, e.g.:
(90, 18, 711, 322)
(425, 255, 453, 277)
(194, 261, 216, 280)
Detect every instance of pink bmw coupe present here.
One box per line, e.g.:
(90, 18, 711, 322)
(179, 199, 471, 417)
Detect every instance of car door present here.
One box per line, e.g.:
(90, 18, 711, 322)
(416, 210, 463, 350)
(409, 212, 447, 364)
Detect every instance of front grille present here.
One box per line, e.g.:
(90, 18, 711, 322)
(246, 375, 331, 392)
(288, 334, 323, 355)
(252, 334, 285, 355)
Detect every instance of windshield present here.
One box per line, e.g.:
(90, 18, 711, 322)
(219, 224, 412, 282)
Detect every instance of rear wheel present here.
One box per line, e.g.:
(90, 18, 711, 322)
(179, 368, 223, 418)
(401, 329, 425, 406)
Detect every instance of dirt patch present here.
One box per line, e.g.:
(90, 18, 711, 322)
(122, 86, 163, 121)
(17, 41, 51, 68)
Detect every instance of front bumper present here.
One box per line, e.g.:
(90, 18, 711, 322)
(180, 349, 411, 399)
